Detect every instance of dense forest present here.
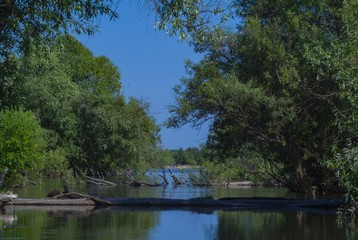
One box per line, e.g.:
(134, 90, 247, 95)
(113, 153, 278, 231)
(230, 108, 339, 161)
(0, 0, 357, 209)
(0, 35, 160, 188)
(156, 0, 357, 202)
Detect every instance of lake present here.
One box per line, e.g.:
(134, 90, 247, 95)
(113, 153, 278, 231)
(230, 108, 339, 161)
(1, 169, 356, 240)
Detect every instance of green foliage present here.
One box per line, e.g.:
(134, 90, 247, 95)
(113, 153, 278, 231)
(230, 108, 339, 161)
(155, 149, 176, 167)
(0, 56, 21, 110)
(200, 159, 244, 183)
(166, 0, 358, 193)
(148, 0, 234, 40)
(16, 36, 160, 179)
(58, 35, 122, 96)
(0, 1, 173, 184)
(0, 0, 118, 58)
(0, 1, 118, 111)
(19, 43, 82, 177)
(0, 109, 45, 189)
(42, 148, 69, 178)
(164, 147, 205, 166)
(74, 95, 159, 177)
(20, 44, 81, 141)
(332, 146, 358, 204)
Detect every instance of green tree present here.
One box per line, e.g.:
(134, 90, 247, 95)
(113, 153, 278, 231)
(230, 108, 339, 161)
(59, 36, 159, 177)
(117, 98, 160, 174)
(0, 0, 119, 110)
(165, 1, 358, 193)
(17, 36, 160, 178)
(75, 96, 160, 177)
(0, 109, 45, 189)
(19, 44, 81, 177)
(0, 0, 118, 58)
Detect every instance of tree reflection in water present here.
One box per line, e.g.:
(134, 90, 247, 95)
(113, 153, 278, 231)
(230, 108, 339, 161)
(216, 210, 355, 240)
(1, 207, 355, 240)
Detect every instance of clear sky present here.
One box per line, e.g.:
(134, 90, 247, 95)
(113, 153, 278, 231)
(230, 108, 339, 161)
(77, 1, 208, 150)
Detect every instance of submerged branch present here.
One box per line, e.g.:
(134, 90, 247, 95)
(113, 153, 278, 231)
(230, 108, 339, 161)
(84, 176, 117, 186)
(122, 170, 163, 187)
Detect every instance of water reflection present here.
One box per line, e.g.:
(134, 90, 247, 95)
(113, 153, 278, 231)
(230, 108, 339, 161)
(215, 210, 353, 240)
(3, 173, 356, 240)
(0, 206, 356, 240)
(1, 206, 159, 240)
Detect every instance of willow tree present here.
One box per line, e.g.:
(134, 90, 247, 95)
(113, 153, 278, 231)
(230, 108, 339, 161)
(161, 0, 358, 193)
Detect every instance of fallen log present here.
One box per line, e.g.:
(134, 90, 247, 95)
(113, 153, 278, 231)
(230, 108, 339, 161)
(102, 196, 345, 210)
(3, 205, 95, 217)
(0, 193, 18, 199)
(8, 198, 95, 205)
(1, 196, 345, 210)
(2, 192, 112, 206)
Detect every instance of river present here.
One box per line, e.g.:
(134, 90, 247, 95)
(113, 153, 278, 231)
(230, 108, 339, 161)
(1, 169, 356, 240)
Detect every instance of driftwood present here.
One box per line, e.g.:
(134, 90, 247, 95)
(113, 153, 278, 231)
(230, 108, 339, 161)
(84, 176, 117, 186)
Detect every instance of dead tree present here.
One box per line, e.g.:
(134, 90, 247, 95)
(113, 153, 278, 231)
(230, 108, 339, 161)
(122, 171, 162, 187)
(187, 171, 207, 186)
(168, 168, 184, 185)
(157, 166, 169, 185)
(84, 176, 117, 186)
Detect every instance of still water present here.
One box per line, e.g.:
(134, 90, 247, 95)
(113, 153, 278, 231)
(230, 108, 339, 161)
(1, 170, 357, 240)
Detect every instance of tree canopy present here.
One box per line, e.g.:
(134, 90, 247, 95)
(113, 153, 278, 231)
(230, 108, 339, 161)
(0, 0, 165, 186)
(0, 0, 118, 110)
(165, 0, 358, 193)
(0, 0, 118, 57)
(17, 36, 160, 178)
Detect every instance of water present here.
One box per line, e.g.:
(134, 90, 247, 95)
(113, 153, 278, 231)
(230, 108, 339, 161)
(1, 170, 356, 240)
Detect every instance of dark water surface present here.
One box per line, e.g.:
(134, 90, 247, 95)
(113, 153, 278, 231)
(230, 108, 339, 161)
(1, 170, 357, 240)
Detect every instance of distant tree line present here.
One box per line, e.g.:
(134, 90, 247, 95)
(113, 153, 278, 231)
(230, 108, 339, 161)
(159, 147, 205, 166)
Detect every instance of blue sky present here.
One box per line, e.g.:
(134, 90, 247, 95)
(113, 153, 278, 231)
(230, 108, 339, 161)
(77, 1, 208, 150)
